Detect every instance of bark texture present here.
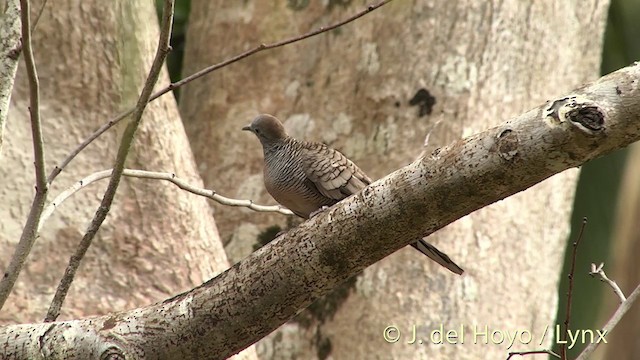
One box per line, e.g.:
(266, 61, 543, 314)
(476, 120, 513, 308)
(180, 1, 609, 358)
(0, 4, 253, 360)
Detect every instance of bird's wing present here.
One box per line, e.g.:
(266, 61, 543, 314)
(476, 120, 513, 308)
(301, 142, 372, 201)
(299, 142, 464, 276)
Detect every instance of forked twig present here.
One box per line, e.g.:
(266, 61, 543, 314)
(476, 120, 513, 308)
(589, 263, 626, 303)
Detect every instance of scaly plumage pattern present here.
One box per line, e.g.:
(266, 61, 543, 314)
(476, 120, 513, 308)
(243, 114, 463, 275)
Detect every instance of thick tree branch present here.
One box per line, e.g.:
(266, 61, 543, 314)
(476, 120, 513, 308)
(2, 63, 640, 359)
(0, 0, 49, 312)
(45, 0, 392, 184)
(43, 0, 175, 322)
(38, 168, 292, 232)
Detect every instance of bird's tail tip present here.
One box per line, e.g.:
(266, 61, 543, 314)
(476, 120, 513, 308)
(411, 240, 464, 275)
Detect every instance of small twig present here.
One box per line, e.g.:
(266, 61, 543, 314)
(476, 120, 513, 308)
(589, 263, 627, 303)
(575, 282, 640, 360)
(43, 0, 175, 322)
(45, 0, 393, 184)
(39, 169, 292, 231)
(422, 117, 446, 149)
(31, 0, 48, 33)
(0, 0, 49, 311)
(506, 349, 561, 359)
(560, 217, 587, 360)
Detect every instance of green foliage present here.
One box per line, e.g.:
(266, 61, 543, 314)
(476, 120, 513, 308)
(601, 0, 640, 74)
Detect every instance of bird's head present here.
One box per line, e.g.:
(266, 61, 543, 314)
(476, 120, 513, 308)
(242, 114, 289, 145)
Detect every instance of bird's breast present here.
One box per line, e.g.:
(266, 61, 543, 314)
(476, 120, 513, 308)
(263, 150, 332, 218)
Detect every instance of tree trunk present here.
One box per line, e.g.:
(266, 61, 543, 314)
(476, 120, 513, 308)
(600, 142, 640, 360)
(0, 0, 21, 156)
(181, 1, 609, 358)
(0, 1, 255, 358)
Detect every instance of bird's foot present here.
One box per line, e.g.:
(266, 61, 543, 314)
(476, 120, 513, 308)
(309, 206, 330, 218)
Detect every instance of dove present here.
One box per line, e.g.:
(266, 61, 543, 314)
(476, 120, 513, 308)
(243, 114, 463, 275)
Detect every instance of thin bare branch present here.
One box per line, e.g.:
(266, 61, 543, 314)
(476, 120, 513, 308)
(43, 0, 175, 322)
(45, 0, 393, 184)
(559, 217, 587, 360)
(38, 169, 292, 231)
(0, 0, 49, 312)
(31, 0, 48, 32)
(506, 349, 561, 359)
(589, 263, 627, 303)
(575, 282, 640, 360)
(2, 56, 640, 360)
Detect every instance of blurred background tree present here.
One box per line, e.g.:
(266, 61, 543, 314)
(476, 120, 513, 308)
(155, 0, 640, 358)
(554, 0, 640, 359)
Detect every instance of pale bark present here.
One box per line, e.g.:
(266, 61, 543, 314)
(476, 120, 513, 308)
(0, 0, 21, 156)
(0, 2, 256, 358)
(1, 62, 640, 359)
(180, 1, 609, 358)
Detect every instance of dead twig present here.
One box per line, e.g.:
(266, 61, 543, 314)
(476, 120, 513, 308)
(506, 349, 561, 359)
(559, 217, 587, 360)
(589, 263, 626, 303)
(39, 169, 293, 232)
(575, 282, 640, 360)
(505, 218, 587, 359)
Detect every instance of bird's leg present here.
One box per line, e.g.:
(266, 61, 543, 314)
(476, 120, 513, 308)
(309, 206, 330, 218)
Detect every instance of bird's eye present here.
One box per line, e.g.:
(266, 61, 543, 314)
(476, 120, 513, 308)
(255, 128, 260, 134)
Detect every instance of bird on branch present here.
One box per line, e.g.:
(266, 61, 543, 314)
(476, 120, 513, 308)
(243, 114, 463, 275)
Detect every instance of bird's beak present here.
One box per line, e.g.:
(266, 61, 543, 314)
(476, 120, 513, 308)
(242, 125, 251, 132)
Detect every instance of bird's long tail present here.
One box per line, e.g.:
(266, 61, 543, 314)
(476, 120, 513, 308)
(410, 240, 464, 275)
